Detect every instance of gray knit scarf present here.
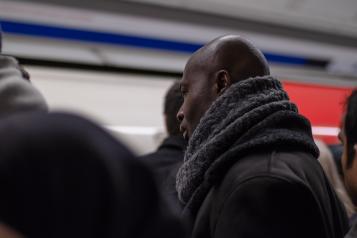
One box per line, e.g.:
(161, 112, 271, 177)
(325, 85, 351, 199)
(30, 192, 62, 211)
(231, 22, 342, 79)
(176, 76, 319, 215)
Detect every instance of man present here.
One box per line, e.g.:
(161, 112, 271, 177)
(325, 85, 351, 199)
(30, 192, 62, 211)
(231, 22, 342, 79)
(176, 35, 348, 238)
(141, 81, 187, 208)
(340, 90, 357, 237)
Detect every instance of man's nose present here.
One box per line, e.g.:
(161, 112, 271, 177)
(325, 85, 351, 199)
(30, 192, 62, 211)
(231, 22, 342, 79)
(177, 109, 184, 122)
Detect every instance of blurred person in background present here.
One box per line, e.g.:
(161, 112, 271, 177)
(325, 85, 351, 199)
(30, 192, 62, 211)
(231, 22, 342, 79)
(0, 112, 186, 238)
(141, 81, 187, 209)
(315, 139, 355, 218)
(176, 35, 349, 238)
(0, 27, 48, 117)
(339, 89, 357, 237)
(330, 143, 345, 177)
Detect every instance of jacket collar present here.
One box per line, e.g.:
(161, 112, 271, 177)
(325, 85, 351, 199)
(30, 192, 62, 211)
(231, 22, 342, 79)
(158, 135, 187, 151)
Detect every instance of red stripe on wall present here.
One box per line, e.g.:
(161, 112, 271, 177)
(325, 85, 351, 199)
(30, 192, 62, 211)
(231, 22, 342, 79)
(282, 81, 353, 144)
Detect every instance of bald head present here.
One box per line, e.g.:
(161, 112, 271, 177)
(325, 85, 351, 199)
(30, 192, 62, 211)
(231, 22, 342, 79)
(177, 35, 270, 139)
(188, 35, 270, 84)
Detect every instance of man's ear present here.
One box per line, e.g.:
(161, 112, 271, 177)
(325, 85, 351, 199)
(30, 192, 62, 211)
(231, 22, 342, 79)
(215, 70, 231, 95)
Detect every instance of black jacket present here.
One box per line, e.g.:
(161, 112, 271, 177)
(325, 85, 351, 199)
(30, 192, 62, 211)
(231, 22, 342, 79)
(141, 136, 186, 208)
(188, 148, 349, 238)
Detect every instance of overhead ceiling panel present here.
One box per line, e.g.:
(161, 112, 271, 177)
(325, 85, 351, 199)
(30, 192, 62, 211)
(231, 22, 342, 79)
(127, 0, 357, 37)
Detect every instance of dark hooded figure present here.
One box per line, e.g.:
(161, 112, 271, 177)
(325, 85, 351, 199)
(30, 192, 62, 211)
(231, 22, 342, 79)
(0, 112, 185, 238)
(176, 35, 349, 238)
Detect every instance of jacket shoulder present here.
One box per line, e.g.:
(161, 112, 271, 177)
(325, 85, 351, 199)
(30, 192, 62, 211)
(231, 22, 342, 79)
(204, 150, 348, 238)
(210, 176, 326, 238)
(220, 150, 323, 190)
(192, 150, 349, 238)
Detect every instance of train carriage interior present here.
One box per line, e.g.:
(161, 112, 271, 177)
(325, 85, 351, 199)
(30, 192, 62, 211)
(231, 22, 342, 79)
(1, 0, 356, 154)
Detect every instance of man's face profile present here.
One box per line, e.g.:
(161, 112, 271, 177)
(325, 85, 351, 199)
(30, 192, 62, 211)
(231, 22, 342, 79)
(177, 62, 218, 140)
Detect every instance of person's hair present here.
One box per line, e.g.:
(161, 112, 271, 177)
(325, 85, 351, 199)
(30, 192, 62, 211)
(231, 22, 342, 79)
(345, 89, 357, 168)
(164, 81, 183, 136)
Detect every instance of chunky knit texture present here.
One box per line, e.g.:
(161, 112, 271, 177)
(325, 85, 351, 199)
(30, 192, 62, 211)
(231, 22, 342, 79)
(176, 76, 319, 213)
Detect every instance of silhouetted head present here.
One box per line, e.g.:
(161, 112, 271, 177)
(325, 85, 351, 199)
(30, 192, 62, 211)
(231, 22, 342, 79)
(177, 35, 270, 140)
(164, 81, 183, 136)
(340, 89, 357, 205)
(0, 112, 185, 238)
